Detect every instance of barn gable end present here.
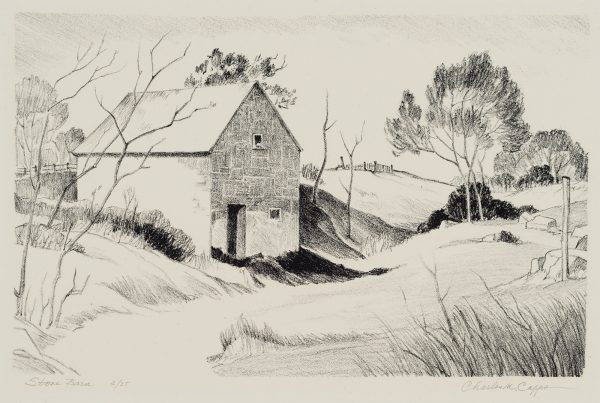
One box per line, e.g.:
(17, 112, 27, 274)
(210, 83, 301, 257)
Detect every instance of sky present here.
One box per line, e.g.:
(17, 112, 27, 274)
(15, 13, 591, 181)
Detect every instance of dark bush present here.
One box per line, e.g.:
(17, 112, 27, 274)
(104, 209, 195, 262)
(485, 199, 520, 220)
(419, 182, 528, 232)
(15, 194, 195, 262)
(497, 230, 520, 244)
(517, 205, 538, 215)
(417, 209, 451, 233)
(516, 165, 554, 189)
(446, 182, 493, 222)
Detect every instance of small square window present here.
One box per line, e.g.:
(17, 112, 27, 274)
(269, 208, 281, 220)
(253, 133, 264, 149)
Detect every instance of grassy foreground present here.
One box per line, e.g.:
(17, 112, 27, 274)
(214, 290, 586, 377)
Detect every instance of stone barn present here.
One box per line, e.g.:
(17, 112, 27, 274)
(73, 82, 301, 258)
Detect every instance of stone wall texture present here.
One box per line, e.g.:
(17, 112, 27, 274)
(210, 85, 301, 257)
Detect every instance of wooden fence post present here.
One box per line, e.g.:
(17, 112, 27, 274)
(561, 176, 570, 281)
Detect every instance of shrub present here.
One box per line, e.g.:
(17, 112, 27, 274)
(446, 182, 493, 222)
(15, 194, 195, 262)
(518, 205, 538, 215)
(419, 182, 524, 232)
(516, 165, 554, 189)
(497, 230, 520, 244)
(484, 199, 520, 220)
(15, 223, 85, 253)
(99, 209, 195, 262)
(417, 209, 451, 233)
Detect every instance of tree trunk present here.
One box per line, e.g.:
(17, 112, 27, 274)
(312, 132, 327, 206)
(474, 183, 484, 221)
(346, 158, 354, 238)
(472, 171, 484, 221)
(464, 174, 472, 223)
(16, 184, 43, 317)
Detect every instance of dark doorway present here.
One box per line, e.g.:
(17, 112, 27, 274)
(227, 204, 246, 258)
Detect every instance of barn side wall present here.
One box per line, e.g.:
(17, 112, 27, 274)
(210, 85, 300, 257)
(76, 155, 212, 256)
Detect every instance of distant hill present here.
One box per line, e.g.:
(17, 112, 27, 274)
(494, 181, 588, 211)
(304, 169, 454, 230)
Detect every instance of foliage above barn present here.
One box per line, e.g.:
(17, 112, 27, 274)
(184, 48, 297, 109)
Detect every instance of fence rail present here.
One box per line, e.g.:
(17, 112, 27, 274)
(336, 158, 394, 174)
(16, 163, 77, 176)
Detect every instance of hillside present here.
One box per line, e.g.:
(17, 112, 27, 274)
(308, 169, 454, 229)
(494, 181, 587, 210)
(299, 184, 412, 260)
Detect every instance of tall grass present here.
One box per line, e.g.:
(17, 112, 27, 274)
(360, 233, 395, 257)
(355, 291, 586, 377)
(218, 315, 368, 354)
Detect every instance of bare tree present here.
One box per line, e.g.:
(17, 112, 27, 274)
(312, 92, 336, 205)
(44, 34, 214, 328)
(54, 268, 90, 326)
(15, 37, 119, 318)
(339, 121, 365, 238)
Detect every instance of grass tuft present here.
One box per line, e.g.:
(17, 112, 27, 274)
(355, 291, 586, 377)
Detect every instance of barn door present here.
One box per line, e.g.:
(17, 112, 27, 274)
(227, 204, 246, 258)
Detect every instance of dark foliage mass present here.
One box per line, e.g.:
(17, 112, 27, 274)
(15, 195, 195, 262)
(516, 165, 555, 189)
(417, 209, 450, 233)
(97, 209, 195, 261)
(418, 183, 537, 232)
(184, 48, 296, 109)
(497, 230, 520, 244)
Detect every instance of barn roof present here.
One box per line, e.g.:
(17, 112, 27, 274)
(73, 81, 301, 156)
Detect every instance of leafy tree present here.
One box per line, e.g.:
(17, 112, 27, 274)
(516, 165, 554, 189)
(16, 76, 69, 169)
(184, 48, 296, 109)
(491, 172, 515, 190)
(493, 150, 528, 182)
(528, 165, 555, 186)
(570, 141, 588, 181)
(43, 127, 85, 165)
(525, 130, 574, 183)
(386, 52, 528, 222)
